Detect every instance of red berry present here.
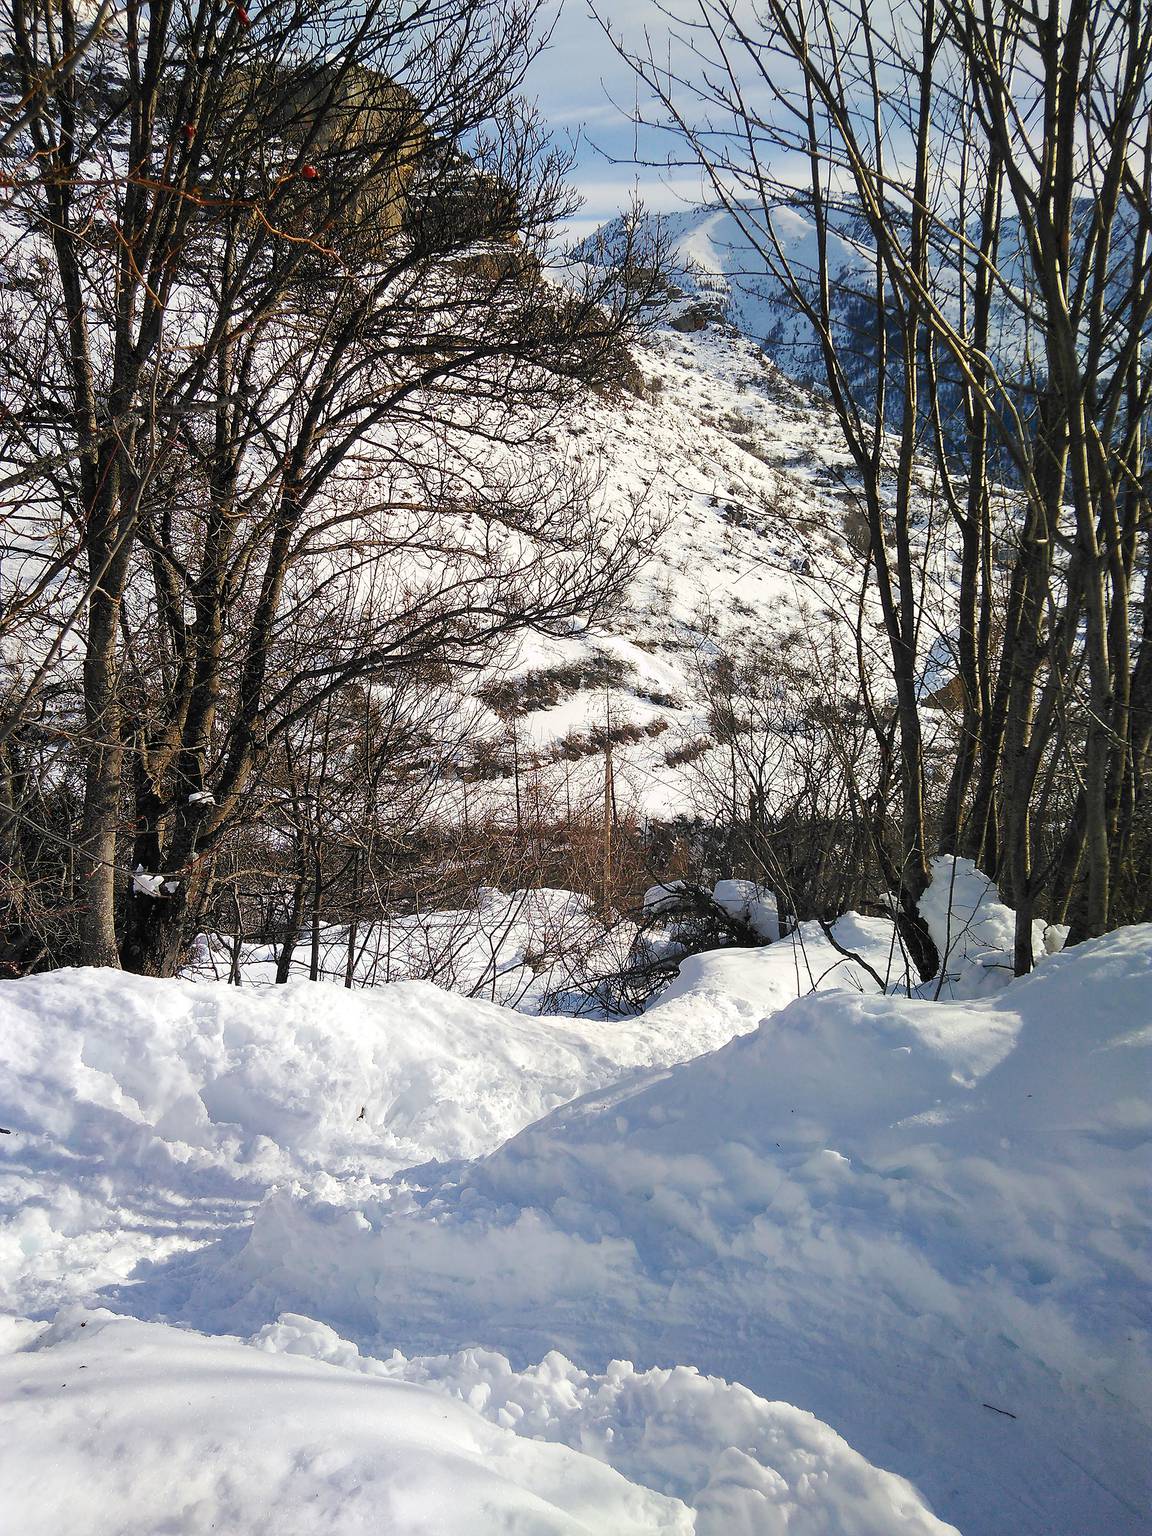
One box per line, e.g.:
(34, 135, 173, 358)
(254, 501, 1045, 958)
(301, 164, 319, 180)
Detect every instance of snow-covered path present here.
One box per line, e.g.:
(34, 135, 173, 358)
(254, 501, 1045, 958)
(0, 957, 777, 1315)
(1, 920, 1149, 1534)
(110, 929, 1152, 1536)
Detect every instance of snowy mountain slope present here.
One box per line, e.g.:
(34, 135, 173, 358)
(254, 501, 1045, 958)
(580, 204, 873, 385)
(578, 198, 1146, 415)
(465, 311, 952, 825)
(141, 925, 1152, 1536)
(0, 184, 953, 840)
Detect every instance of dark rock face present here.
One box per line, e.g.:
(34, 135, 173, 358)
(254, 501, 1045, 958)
(269, 64, 425, 237)
(669, 303, 718, 333)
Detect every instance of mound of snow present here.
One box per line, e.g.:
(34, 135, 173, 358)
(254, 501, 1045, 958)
(0, 1310, 689, 1536)
(711, 878, 781, 941)
(157, 927, 1152, 1536)
(0, 966, 755, 1312)
(918, 856, 1063, 996)
(653, 913, 911, 1021)
(252, 1313, 957, 1534)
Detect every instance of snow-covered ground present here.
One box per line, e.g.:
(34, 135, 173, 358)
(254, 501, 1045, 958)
(116, 925, 1151, 1536)
(2, 877, 1149, 1534)
(0, 1308, 956, 1535)
(191, 886, 637, 1011)
(0, 945, 771, 1315)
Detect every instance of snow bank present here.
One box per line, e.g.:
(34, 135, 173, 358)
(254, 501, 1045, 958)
(159, 927, 1152, 1536)
(0, 1310, 689, 1536)
(253, 1314, 956, 1534)
(919, 856, 1064, 996)
(0, 965, 752, 1311)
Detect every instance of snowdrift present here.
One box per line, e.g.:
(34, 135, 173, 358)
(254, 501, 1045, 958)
(919, 856, 1065, 997)
(653, 911, 913, 1016)
(0, 1308, 956, 1536)
(146, 927, 1152, 1536)
(0, 1310, 687, 1536)
(0, 963, 756, 1312)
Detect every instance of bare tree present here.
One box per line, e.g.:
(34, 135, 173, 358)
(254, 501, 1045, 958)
(601, 0, 1151, 970)
(1, 0, 663, 972)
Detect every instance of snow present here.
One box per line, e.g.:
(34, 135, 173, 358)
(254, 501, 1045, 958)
(0, 1310, 690, 1536)
(194, 886, 634, 1011)
(918, 856, 1059, 996)
(2, 80, 1137, 1535)
(131, 866, 173, 898)
(711, 878, 781, 940)
(252, 1315, 957, 1535)
(444, 313, 897, 827)
(2, 894, 1149, 1534)
(654, 913, 912, 1017)
(0, 963, 752, 1314)
(578, 203, 873, 378)
(0, 1305, 959, 1536)
(130, 926, 1151, 1536)
(643, 880, 689, 913)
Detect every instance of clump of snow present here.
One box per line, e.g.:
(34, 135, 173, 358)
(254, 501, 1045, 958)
(253, 1314, 957, 1534)
(131, 866, 176, 899)
(711, 878, 780, 941)
(643, 880, 689, 914)
(0, 1310, 691, 1536)
(0, 965, 754, 1312)
(159, 927, 1151, 1536)
(919, 856, 1061, 997)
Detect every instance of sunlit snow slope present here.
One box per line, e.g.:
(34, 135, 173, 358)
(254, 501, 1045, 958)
(471, 310, 947, 823)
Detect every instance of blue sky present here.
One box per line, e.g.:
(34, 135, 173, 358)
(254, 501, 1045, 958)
(522, 0, 714, 241)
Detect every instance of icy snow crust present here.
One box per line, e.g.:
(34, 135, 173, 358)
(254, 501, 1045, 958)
(1, 926, 1149, 1533)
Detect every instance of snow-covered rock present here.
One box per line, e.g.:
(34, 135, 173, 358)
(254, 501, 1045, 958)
(919, 856, 1061, 997)
(711, 877, 781, 941)
(651, 912, 911, 1020)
